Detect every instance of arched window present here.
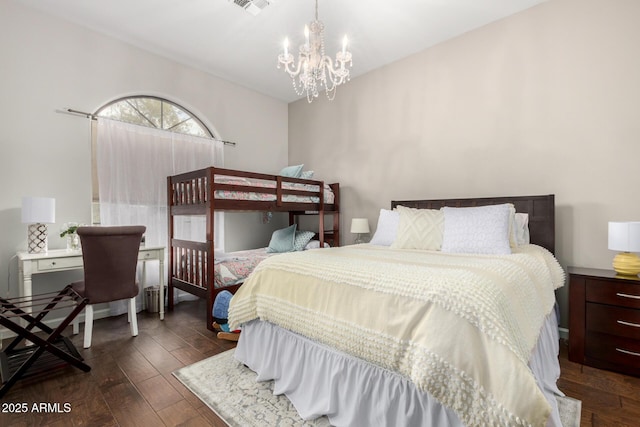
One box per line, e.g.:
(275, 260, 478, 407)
(96, 96, 211, 137)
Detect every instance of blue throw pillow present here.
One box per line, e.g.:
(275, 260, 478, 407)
(279, 164, 304, 178)
(267, 224, 297, 253)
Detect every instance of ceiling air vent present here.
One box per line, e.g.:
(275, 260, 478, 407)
(231, 0, 274, 16)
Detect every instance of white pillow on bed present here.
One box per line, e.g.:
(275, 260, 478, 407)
(391, 206, 444, 250)
(514, 212, 530, 245)
(305, 240, 330, 249)
(370, 209, 400, 246)
(441, 204, 512, 255)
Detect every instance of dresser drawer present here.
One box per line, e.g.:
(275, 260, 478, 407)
(37, 256, 84, 271)
(586, 279, 640, 309)
(585, 331, 640, 368)
(586, 303, 640, 339)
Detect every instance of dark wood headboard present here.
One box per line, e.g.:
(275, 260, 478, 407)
(391, 194, 555, 254)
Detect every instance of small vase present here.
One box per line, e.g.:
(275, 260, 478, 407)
(66, 233, 80, 251)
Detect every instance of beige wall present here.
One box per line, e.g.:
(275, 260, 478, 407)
(288, 0, 640, 329)
(0, 1, 288, 301)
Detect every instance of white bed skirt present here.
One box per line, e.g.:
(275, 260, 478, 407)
(235, 311, 563, 427)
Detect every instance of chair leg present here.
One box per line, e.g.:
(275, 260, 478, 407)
(83, 305, 94, 348)
(73, 315, 79, 335)
(129, 297, 138, 337)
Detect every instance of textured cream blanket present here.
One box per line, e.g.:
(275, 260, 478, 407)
(229, 244, 565, 427)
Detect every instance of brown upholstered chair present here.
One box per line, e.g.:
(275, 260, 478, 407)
(71, 225, 146, 348)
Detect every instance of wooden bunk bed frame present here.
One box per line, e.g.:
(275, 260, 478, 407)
(167, 166, 340, 331)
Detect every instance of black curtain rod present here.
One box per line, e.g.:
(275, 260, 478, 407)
(55, 108, 237, 147)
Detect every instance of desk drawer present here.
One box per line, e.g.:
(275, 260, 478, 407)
(37, 257, 84, 271)
(139, 249, 162, 261)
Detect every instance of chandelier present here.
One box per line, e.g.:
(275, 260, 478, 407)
(277, 0, 352, 102)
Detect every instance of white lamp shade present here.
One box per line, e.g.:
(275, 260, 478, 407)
(608, 222, 640, 252)
(350, 218, 370, 234)
(21, 197, 56, 224)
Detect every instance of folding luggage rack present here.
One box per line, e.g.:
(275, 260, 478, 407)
(0, 286, 91, 398)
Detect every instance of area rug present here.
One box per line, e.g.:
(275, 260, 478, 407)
(173, 350, 581, 427)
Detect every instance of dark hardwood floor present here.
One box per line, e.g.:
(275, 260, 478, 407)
(1, 299, 639, 426)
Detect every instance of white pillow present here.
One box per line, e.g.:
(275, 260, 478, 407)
(507, 204, 518, 248)
(370, 209, 400, 246)
(390, 206, 444, 251)
(441, 204, 512, 255)
(305, 240, 330, 249)
(514, 213, 530, 245)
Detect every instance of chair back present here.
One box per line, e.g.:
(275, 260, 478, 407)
(77, 226, 146, 304)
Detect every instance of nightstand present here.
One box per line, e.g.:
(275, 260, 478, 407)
(569, 266, 640, 376)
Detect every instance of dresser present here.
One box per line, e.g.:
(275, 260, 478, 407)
(569, 266, 640, 376)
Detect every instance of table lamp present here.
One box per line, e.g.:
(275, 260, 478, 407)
(608, 221, 640, 276)
(350, 218, 370, 244)
(22, 196, 56, 253)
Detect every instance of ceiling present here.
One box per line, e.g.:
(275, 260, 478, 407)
(19, 0, 545, 103)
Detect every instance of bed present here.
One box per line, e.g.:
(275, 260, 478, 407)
(167, 166, 340, 331)
(229, 194, 565, 427)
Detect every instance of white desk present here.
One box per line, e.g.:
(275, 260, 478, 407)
(17, 246, 165, 320)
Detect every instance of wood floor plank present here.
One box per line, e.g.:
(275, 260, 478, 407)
(136, 374, 184, 412)
(132, 332, 184, 374)
(89, 352, 130, 390)
(147, 326, 190, 352)
(110, 401, 164, 427)
(65, 396, 117, 427)
(156, 399, 201, 426)
(170, 345, 209, 366)
(114, 346, 160, 384)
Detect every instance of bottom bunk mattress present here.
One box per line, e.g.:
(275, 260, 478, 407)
(214, 248, 273, 288)
(229, 244, 566, 427)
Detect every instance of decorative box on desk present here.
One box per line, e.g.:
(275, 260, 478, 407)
(569, 266, 640, 376)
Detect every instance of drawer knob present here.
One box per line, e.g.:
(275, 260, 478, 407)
(616, 348, 640, 357)
(616, 292, 640, 300)
(52, 262, 56, 265)
(617, 320, 640, 328)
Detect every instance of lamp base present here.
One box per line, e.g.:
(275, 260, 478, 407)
(27, 223, 48, 254)
(612, 252, 640, 276)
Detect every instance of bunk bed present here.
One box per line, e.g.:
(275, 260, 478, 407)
(167, 166, 340, 331)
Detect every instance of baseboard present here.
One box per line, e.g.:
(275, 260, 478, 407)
(0, 306, 112, 345)
(558, 327, 569, 341)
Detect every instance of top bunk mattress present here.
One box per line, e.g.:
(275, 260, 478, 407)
(214, 175, 335, 204)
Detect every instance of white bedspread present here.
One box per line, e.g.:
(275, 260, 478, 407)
(229, 244, 565, 427)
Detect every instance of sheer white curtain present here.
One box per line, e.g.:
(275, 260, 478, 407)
(96, 118, 224, 314)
